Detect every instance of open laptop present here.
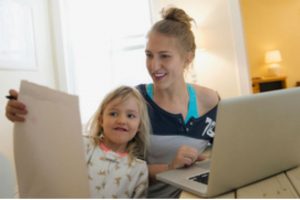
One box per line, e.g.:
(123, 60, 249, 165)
(156, 87, 300, 197)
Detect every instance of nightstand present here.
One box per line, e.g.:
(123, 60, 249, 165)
(252, 76, 287, 93)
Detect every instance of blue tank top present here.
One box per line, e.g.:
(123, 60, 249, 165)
(137, 84, 218, 198)
(146, 83, 199, 124)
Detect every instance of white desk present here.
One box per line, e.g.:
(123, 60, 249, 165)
(180, 166, 300, 198)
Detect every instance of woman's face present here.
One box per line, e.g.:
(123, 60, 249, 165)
(145, 32, 189, 89)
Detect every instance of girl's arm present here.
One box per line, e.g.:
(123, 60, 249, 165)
(133, 163, 149, 198)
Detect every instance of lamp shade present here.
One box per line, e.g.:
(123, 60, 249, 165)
(265, 50, 282, 64)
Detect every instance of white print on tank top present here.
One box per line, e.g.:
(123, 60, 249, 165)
(202, 117, 216, 138)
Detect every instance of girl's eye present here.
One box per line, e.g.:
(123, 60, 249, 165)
(109, 112, 118, 117)
(127, 113, 136, 119)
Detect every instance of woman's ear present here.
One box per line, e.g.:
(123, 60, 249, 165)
(185, 51, 195, 64)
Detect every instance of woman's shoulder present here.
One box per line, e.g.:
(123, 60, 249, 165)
(135, 84, 146, 93)
(191, 84, 220, 112)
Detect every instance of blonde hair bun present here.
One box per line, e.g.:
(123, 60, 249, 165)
(161, 7, 193, 30)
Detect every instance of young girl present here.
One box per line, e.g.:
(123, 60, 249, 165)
(84, 86, 150, 198)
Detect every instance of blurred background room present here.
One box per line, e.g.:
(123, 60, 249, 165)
(1, 0, 299, 197)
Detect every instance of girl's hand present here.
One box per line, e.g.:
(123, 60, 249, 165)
(5, 89, 27, 122)
(169, 145, 206, 169)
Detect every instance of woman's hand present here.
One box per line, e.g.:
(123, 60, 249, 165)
(169, 145, 206, 169)
(148, 146, 207, 181)
(5, 89, 27, 122)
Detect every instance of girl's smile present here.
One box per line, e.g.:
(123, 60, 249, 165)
(99, 96, 141, 153)
(112, 126, 128, 133)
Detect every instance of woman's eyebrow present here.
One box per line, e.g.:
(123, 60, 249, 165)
(158, 51, 171, 54)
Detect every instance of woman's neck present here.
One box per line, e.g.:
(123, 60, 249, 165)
(153, 81, 189, 115)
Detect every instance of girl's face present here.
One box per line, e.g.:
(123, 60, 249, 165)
(99, 96, 141, 153)
(145, 31, 190, 89)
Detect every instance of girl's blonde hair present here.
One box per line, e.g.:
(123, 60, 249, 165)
(149, 7, 196, 59)
(86, 86, 150, 160)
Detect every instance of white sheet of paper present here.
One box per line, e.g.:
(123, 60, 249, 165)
(13, 80, 90, 198)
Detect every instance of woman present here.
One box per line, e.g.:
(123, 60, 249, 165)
(5, 7, 219, 198)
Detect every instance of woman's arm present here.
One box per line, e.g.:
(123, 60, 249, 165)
(5, 89, 28, 122)
(148, 163, 169, 182)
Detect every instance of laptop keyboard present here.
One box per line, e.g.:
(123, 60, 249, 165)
(189, 172, 210, 184)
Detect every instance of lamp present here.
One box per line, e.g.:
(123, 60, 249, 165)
(265, 50, 282, 76)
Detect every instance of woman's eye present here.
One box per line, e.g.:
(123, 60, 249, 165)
(161, 54, 170, 59)
(145, 53, 153, 58)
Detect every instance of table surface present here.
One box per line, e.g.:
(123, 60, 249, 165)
(180, 148, 300, 198)
(180, 165, 300, 198)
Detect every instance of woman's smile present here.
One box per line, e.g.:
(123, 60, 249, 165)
(153, 71, 167, 81)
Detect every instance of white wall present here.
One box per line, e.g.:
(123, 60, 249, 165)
(150, 0, 251, 98)
(0, 0, 56, 197)
(0, 0, 251, 197)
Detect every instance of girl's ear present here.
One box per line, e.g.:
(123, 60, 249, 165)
(98, 116, 103, 127)
(138, 122, 143, 132)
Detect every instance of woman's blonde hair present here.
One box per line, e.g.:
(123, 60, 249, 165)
(86, 86, 150, 160)
(149, 7, 196, 58)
